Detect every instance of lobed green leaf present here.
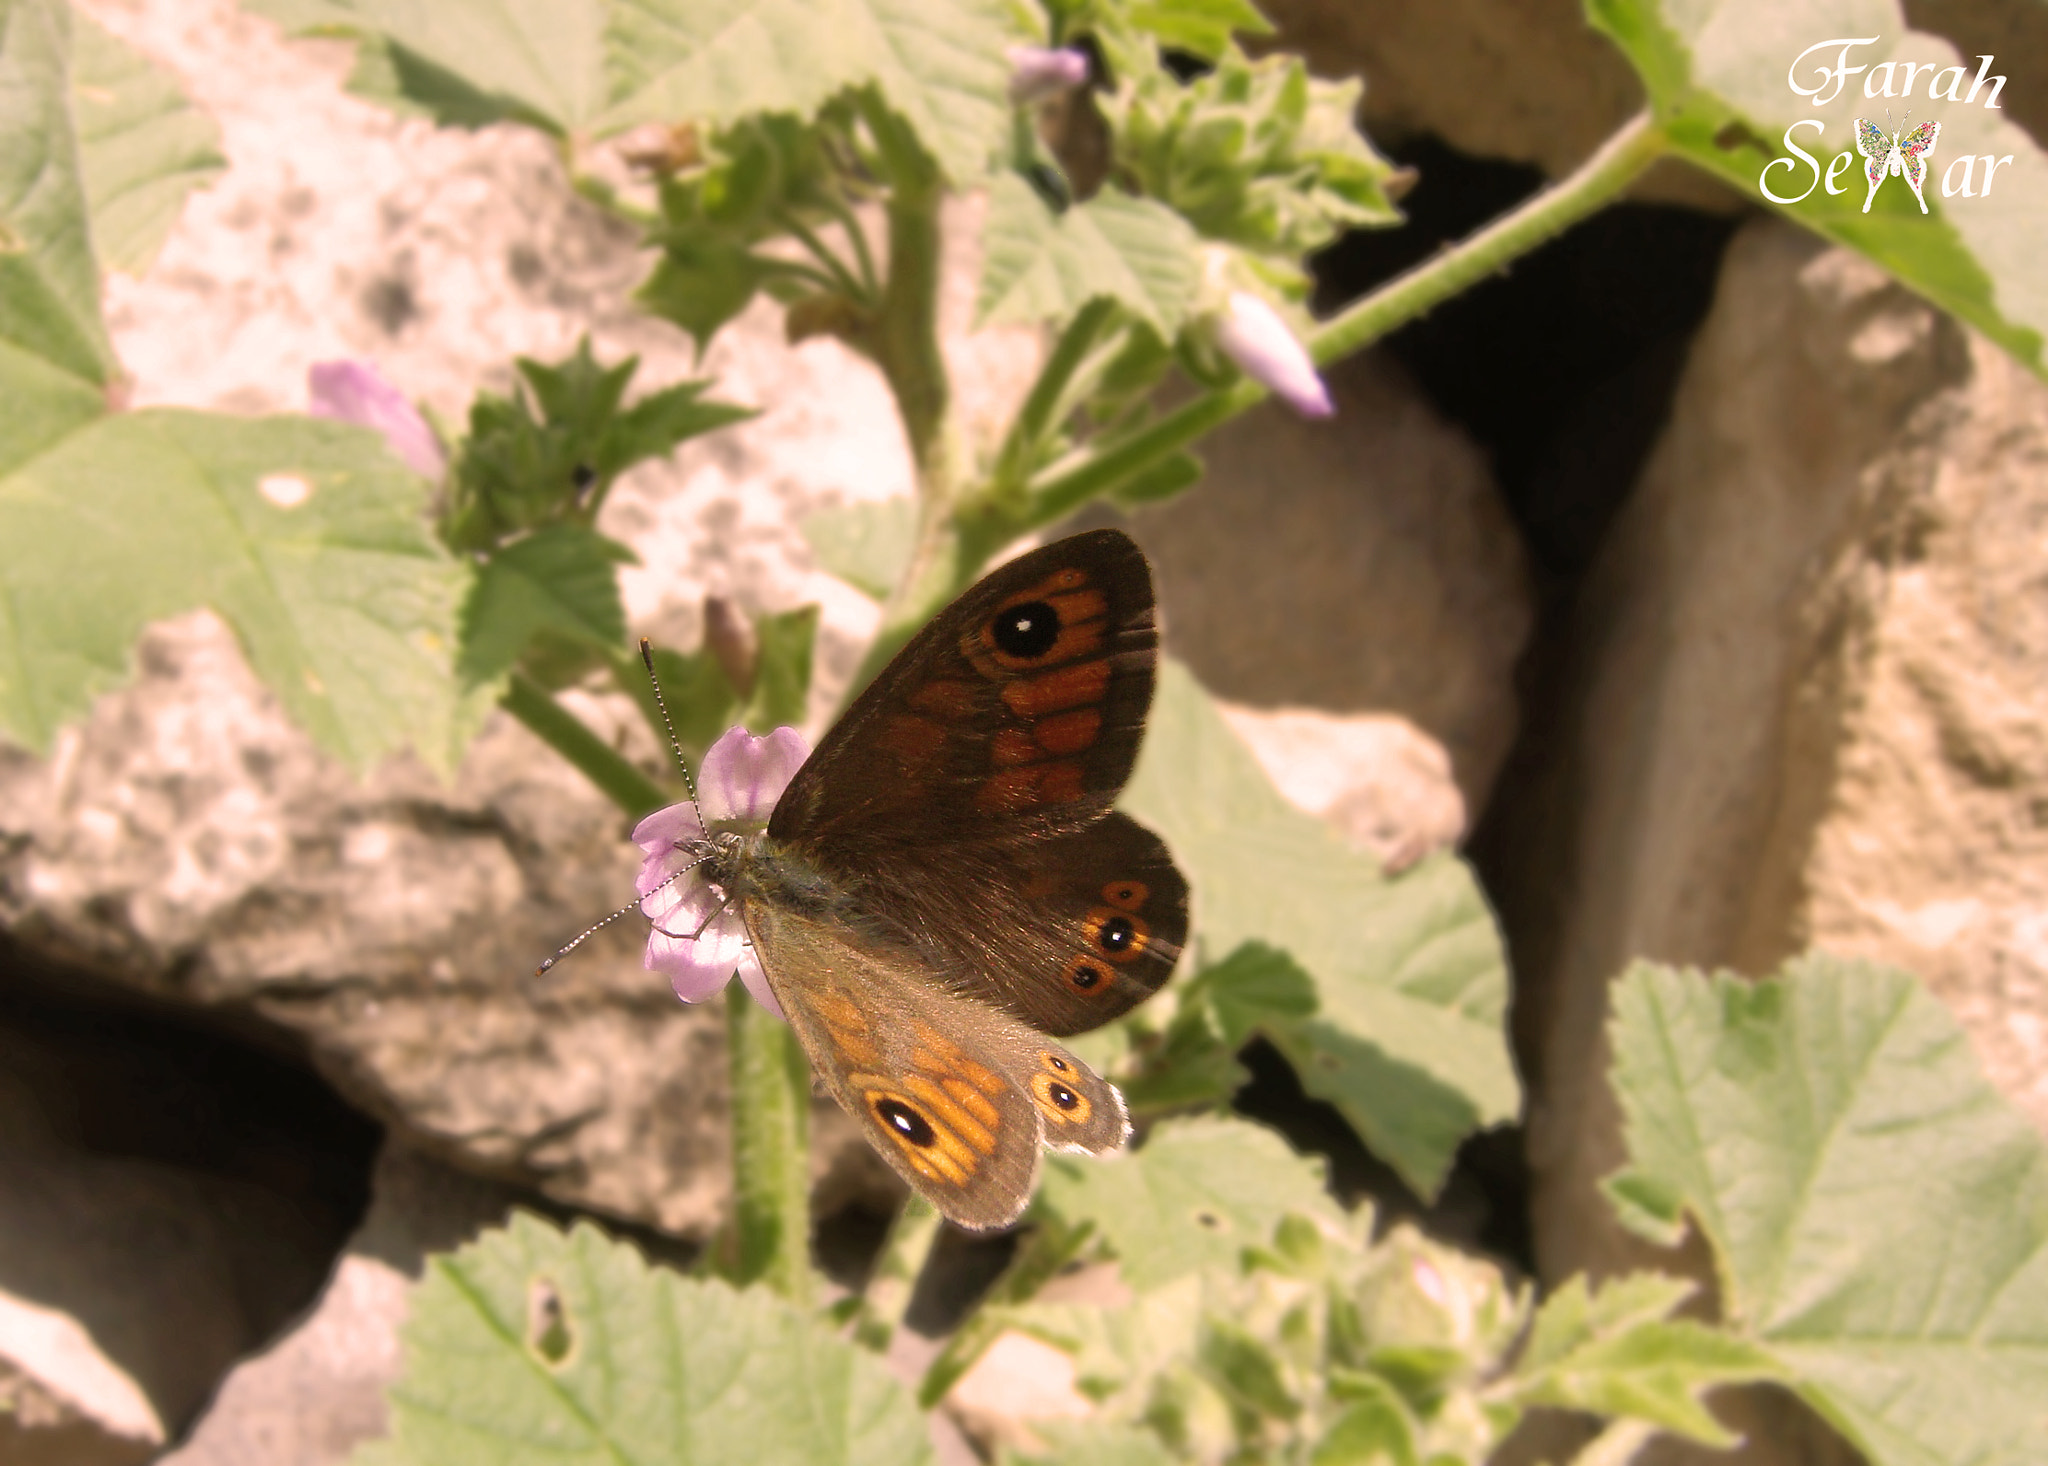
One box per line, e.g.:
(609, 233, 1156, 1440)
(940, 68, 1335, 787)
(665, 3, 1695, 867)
(0, 410, 488, 773)
(1606, 956, 2048, 1466)
(976, 173, 1201, 334)
(247, 0, 614, 135)
(68, 11, 225, 275)
(0, 0, 118, 389)
(357, 1212, 934, 1465)
(1119, 663, 1517, 1197)
(601, 0, 1024, 183)
(1586, 0, 2048, 375)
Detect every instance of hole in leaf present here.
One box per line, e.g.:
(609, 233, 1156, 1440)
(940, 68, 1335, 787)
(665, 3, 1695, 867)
(528, 1277, 573, 1364)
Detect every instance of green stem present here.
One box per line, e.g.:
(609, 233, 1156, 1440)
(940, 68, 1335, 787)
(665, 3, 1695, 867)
(777, 208, 872, 305)
(723, 987, 815, 1304)
(917, 1219, 1095, 1408)
(823, 193, 881, 297)
(502, 672, 667, 819)
(993, 296, 1120, 492)
(1022, 110, 1671, 523)
(852, 1194, 942, 1351)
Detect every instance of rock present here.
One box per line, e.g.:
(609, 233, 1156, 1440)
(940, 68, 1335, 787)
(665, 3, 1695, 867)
(1504, 216, 2045, 1459)
(1219, 703, 1467, 871)
(1124, 351, 1532, 819)
(0, 1020, 339, 1452)
(1247, 0, 1739, 211)
(160, 1141, 530, 1466)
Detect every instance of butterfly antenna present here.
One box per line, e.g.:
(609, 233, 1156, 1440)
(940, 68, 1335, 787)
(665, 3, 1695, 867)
(533, 854, 710, 975)
(640, 637, 701, 812)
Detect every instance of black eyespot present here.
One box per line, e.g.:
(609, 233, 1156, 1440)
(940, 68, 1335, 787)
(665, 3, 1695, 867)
(1071, 963, 1106, 990)
(1047, 1082, 1080, 1111)
(992, 600, 1060, 659)
(1097, 915, 1136, 953)
(1045, 1053, 1071, 1072)
(875, 1098, 936, 1147)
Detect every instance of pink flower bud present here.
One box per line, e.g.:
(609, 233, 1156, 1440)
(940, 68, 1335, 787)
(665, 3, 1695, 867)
(1213, 293, 1333, 419)
(1006, 45, 1089, 104)
(308, 360, 446, 478)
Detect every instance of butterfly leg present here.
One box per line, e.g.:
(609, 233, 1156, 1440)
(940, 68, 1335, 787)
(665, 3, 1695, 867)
(654, 892, 737, 943)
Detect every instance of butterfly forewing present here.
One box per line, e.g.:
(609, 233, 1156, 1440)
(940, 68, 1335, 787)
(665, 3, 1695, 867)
(770, 529, 1159, 852)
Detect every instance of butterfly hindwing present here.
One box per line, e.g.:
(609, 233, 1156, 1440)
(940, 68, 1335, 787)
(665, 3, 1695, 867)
(744, 899, 1129, 1230)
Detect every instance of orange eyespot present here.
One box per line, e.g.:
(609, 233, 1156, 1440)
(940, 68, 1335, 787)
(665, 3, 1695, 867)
(1029, 1070, 1091, 1125)
(1061, 954, 1112, 992)
(1101, 879, 1149, 911)
(1083, 907, 1151, 964)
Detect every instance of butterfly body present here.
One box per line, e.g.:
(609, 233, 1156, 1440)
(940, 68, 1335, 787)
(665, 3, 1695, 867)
(1856, 116, 1940, 214)
(677, 530, 1189, 1231)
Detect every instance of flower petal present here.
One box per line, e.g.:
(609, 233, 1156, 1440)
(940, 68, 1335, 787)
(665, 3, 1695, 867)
(697, 726, 810, 823)
(645, 902, 747, 1003)
(734, 946, 783, 1020)
(308, 360, 448, 478)
(1213, 293, 1333, 419)
(632, 800, 706, 857)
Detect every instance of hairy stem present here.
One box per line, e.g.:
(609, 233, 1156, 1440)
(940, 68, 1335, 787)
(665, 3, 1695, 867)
(723, 987, 814, 1304)
(501, 672, 667, 819)
(853, 1194, 942, 1351)
(1023, 110, 1671, 525)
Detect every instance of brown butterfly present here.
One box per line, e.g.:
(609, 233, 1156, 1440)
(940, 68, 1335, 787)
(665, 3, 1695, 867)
(643, 529, 1188, 1231)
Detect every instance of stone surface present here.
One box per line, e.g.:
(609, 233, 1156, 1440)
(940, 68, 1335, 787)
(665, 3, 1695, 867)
(0, 1023, 338, 1451)
(160, 1141, 531, 1466)
(1124, 350, 1532, 816)
(1503, 216, 2045, 1459)
(1220, 702, 1466, 871)
(1248, 0, 1738, 211)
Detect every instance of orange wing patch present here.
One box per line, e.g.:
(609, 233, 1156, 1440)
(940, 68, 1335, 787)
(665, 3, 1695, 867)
(1028, 1050, 1094, 1129)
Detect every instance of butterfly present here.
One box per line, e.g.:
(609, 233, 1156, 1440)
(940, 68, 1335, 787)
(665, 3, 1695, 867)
(1856, 112, 1941, 215)
(638, 529, 1188, 1231)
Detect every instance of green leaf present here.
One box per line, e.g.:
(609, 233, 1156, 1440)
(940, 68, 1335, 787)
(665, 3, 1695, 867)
(1120, 663, 1517, 1197)
(740, 603, 818, 731)
(1606, 956, 2048, 1466)
(458, 525, 635, 685)
(442, 339, 748, 553)
(246, 0, 613, 135)
(801, 498, 916, 600)
(0, 0, 118, 388)
(1104, 40, 1402, 264)
(1004, 1420, 1180, 1466)
(1034, 1115, 1339, 1291)
(1586, 0, 2048, 375)
(68, 11, 225, 275)
(635, 235, 776, 354)
(1124, 0, 1271, 61)
(603, 0, 1024, 183)
(1507, 1274, 1787, 1448)
(360, 1212, 934, 1465)
(977, 173, 1201, 335)
(0, 410, 484, 773)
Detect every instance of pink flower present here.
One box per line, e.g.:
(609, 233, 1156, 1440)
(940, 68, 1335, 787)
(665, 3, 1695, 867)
(1212, 293, 1333, 419)
(634, 725, 810, 1017)
(308, 360, 447, 478)
(1007, 44, 1089, 103)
